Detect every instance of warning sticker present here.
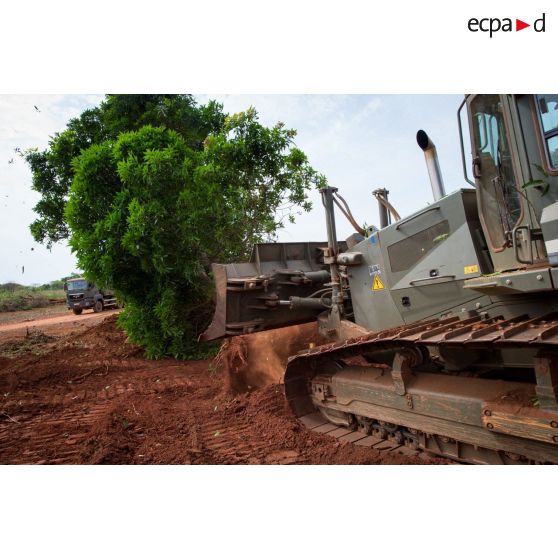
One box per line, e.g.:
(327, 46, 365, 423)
(464, 264, 479, 274)
(372, 274, 385, 290)
(368, 264, 381, 276)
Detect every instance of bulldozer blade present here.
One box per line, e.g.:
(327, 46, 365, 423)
(200, 241, 345, 341)
(198, 264, 228, 342)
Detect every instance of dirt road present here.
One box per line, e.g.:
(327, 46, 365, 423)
(0, 311, 446, 465)
(0, 305, 120, 339)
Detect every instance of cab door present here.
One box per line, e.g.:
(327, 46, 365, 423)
(468, 94, 533, 272)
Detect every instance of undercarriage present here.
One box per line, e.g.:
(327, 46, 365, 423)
(285, 314, 558, 464)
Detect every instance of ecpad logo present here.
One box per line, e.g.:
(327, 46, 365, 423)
(468, 13, 546, 37)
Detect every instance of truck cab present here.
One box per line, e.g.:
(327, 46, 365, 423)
(64, 278, 118, 315)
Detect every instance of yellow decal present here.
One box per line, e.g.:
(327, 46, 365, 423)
(372, 274, 385, 290)
(464, 264, 479, 275)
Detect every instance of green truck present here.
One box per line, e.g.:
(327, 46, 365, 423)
(64, 278, 118, 315)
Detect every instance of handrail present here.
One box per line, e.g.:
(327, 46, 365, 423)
(458, 98, 476, 187)
(395, 205, 440, 230)
(409, 274, 456, 285)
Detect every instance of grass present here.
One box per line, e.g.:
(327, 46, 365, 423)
(0, 282, 66, 313)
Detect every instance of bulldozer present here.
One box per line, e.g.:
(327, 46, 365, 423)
(201, 94, 558, 464)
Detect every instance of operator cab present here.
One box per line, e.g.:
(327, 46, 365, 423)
(464, 94, 558, 273)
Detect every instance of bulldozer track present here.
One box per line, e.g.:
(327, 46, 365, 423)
(299, 411, 424, 460)
(285, 313, 558, 464)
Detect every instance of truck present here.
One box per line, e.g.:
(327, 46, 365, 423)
(64, 277, 118, 315)
(202, 94, 558, 464)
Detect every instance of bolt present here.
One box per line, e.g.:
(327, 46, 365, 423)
(553, 436, 558, 443)
(505, 279, 512, 285)
(537, 274, 543, 281)
(484, 409, 492, 417)
(552, 421, 558, 428)
(476, 302, 482, 309)
(486, 423, 494, 430)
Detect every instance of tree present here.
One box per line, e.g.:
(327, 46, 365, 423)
(25, 95, 223, 247)
(29, 96, 324, 358)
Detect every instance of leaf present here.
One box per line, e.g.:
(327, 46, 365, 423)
(521, 180, 546, 189)
(213, 431, 220, 437)
(531, 397, 540, 407)
(521, 178, 551, 196)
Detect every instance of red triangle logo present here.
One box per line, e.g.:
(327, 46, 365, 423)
(516, 19, 530, 31)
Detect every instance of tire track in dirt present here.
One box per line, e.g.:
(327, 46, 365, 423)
(0, 367, 194, 464)
(198, 387, 308, 464)
(0, 315, 446, 465)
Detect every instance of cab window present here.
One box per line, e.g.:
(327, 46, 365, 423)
(67, 280, 88, 291)
(537, 95, 558, 169)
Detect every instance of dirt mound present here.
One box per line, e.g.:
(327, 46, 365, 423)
(216, 322, 324, 393)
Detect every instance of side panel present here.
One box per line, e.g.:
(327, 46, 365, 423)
(346, 232, 403, 331)
(382, 190, 485, 323)
(347, 190, 486, 328)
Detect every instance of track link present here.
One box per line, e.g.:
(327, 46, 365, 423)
(299, 411, 427, 461)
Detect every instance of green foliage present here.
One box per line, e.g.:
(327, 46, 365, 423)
(53, 96, 323, 359)
(522, 163, 552, 196)
(25, 95, 222, 247)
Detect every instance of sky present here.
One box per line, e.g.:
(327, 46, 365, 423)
(0, 94, 471, 285)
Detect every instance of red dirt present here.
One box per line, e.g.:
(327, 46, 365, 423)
(0, 306, 120, 340)
(0, 314, 446, 465)
(217, 322, 325, 392)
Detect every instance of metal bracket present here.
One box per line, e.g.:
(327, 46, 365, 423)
(513, 225, 533, 265)
(391, 352, 414, 396)
(312, 382, 329, 402)
(534, 351, 558, 411)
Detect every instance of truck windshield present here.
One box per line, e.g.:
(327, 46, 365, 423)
(67, 280, 88, 291)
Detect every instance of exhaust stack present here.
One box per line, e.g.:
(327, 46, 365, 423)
(416, 129, 446, 201)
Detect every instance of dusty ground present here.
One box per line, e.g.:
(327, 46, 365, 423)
(0, 304, 120, 339)
(0, 303, 69, 326)
(0, 309, 446, 465)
